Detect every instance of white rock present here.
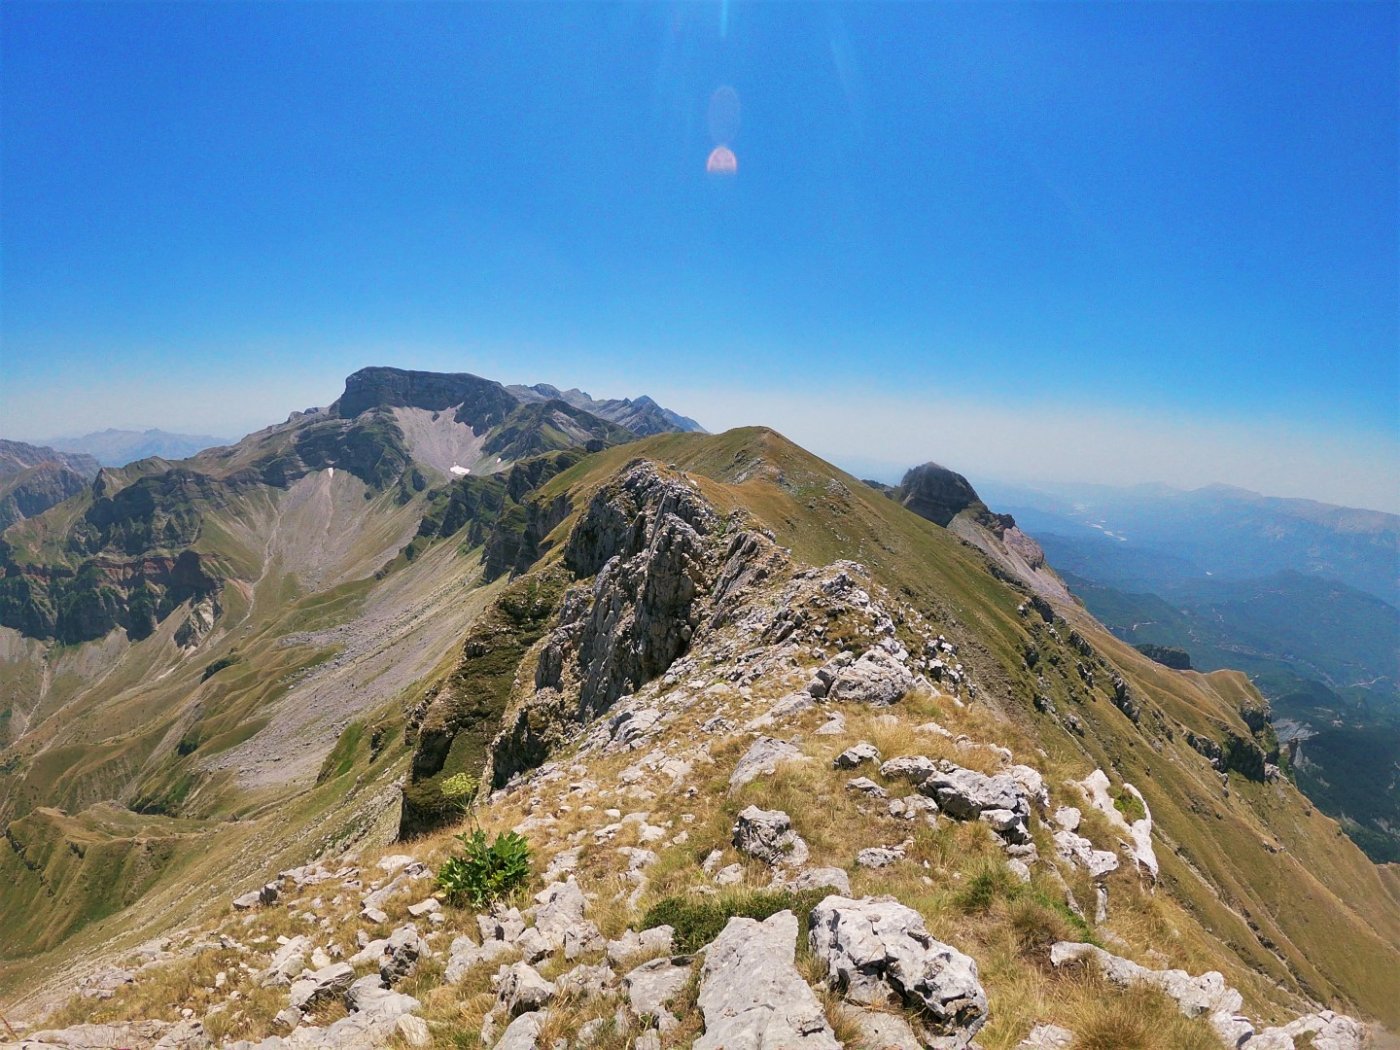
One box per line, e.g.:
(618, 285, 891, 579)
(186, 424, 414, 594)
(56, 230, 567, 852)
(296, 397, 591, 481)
(694, 911, 840, 1049)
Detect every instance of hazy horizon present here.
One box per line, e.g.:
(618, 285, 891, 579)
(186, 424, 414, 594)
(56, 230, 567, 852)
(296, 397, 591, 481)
(3, 357, 1397, 515)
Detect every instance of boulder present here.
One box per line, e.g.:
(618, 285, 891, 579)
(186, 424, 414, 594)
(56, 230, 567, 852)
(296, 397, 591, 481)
(847, 777, 890, 800)
(1053, 831, 1119, 878)
(731, 736, 804, 791)
(379, 924, 427, 986)
(852, 1011, 923, 1049)
(922, 765, 1026, 821)
(808, 895, 988, 1048)
(257, 935, 312, 987)
(834, 742, 881, 769)
(855, 846, 905, 869)
(345, 974, 421, 1023)
(444, 933, 513, 983)
(533, 879, 589, 951)
(826, 649, 915, 706)
(494, 1011, 546, 1050)
(288, 962, 355, 1013)
(694, 911, 841, 1049)
(556, 963, 616, 998)
(733, 806, 810, 867)
(494, 961, 556, 1017)
(607, 925, 675, 966)
(879, 755, 938, 786)
(783, 867, 852, 896)
(624, 956, 693, 1031)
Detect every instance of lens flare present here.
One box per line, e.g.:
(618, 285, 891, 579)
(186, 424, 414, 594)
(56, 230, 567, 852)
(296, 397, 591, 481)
(706, 145, 738, 175)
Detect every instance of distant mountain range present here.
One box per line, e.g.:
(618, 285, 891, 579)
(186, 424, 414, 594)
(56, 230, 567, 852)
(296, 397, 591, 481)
(976, 479, 1398, 607)
(506, 384, 705, 436)
(977, 478, 1400, 861)
(45, 428, 230, 466)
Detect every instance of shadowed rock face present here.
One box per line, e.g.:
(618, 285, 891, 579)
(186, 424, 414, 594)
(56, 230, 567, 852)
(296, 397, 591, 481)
(893, 463, 984, 527)
(333, 367, 519, 431)
(540, 460, 720, 719)
(0, 462, 90, 532)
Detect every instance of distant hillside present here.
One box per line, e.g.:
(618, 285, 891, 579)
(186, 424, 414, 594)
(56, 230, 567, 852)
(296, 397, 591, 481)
(977, 479, 1399, 608)
(507, 383, 705, 436)
(0, 441, 99, 533)
(48, 429, 229, 466)
(0, 439, 99, 480)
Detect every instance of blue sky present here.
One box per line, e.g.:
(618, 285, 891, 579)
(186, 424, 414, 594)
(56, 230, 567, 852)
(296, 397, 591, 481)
(2, 2, 1397, 509)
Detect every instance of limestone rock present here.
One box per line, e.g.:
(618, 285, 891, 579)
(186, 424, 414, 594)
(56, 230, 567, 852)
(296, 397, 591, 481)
(783, 866, 852, 896)
(826, 648, 915, 706)
(809, 895, 988, 1048)
(607, 925, 675, 966)
(288, 962, 355, 1014)
(624, 956, 693, 1031)
(257, 935, 312, 987)
(834, 742, 881, 769)
(879, 755, 938, 786)
(345, 975, 421, 1023)
(379, 924, 428, 986)
(494, 1011, 546, 1050)
(731, 736, 804, 791)
(694, 911, 840, 1049)
(852, 1011, 923, 1049)
(733, 806, 810, 867)
(1017, 1023, 1074, 1049)
(494, 961, 556, 1017)
(1049, 942, 1241, 1022)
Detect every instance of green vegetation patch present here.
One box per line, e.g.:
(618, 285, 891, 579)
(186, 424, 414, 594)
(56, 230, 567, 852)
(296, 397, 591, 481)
(641, 888, 829, 953)
(437, 829, 532, 909)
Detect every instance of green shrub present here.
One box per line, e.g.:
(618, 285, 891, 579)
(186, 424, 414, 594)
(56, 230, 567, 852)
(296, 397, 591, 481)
(437, 829, 532, 908)
(955, 861, 1021, 914)
(201, 654, 239, 681)
(1113, 788, 1147, 823)
(641, 888, 827, 952)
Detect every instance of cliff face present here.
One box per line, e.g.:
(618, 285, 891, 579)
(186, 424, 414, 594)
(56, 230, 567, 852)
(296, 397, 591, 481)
(893, 462, 985, 527)
(0, 462, 90, 532)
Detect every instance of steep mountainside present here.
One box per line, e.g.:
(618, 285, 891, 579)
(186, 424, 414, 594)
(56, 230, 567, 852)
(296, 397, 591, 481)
(49, 430, 230, 466)
(0, 463, 92, 533)
(1, 387, 1395, 1050)
(0, 439, 100, 480)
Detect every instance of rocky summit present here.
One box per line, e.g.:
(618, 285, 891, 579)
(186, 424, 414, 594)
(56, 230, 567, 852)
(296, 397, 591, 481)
(1, 369, 1396, 1050)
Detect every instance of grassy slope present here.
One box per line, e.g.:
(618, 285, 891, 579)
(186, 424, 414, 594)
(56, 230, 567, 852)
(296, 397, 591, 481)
(522, 428, 1400, 1026)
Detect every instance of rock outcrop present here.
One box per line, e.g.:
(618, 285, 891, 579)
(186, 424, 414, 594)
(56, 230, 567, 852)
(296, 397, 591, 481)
(809, 895, 988, 1048)
(694, 911, 840, 1050)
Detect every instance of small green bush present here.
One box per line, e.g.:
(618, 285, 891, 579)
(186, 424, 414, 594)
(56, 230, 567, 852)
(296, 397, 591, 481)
(641, 888, 827, 952)
(438, 829, 532, 908)
(955, 861, 1021, 913)
(1113, 788, 1147, 824)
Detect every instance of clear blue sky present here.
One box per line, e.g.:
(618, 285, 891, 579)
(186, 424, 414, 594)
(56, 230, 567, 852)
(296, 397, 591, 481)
(2, 2, 1397, 508)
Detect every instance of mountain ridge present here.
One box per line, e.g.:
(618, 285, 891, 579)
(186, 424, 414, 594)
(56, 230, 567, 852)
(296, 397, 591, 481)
(0, 371, 1395, 1049)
